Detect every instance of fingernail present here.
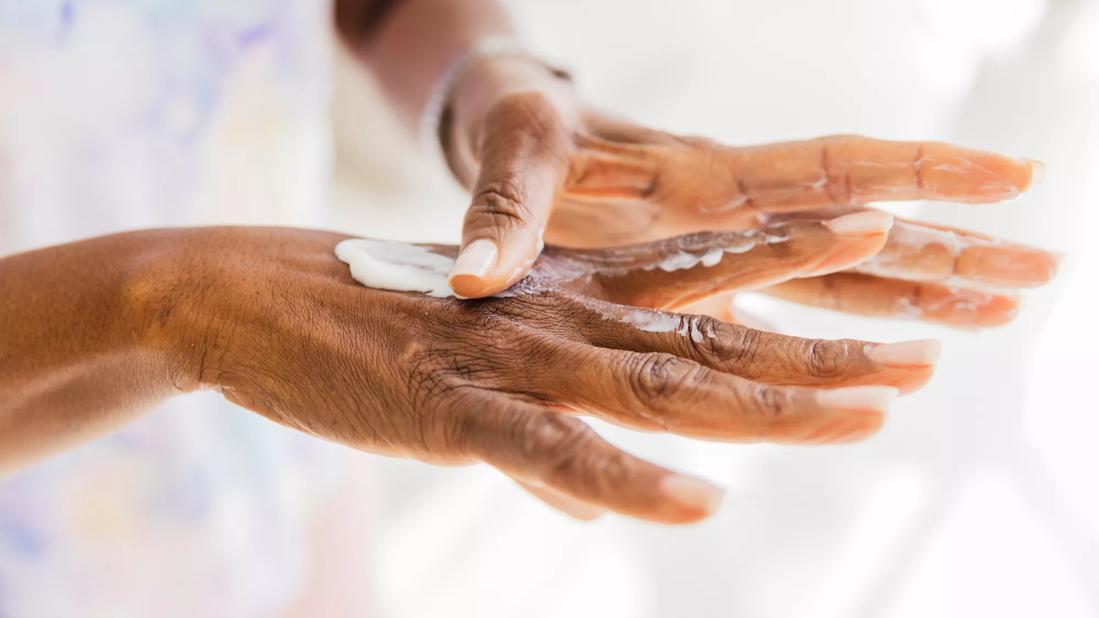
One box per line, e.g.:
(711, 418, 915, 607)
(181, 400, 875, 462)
(867, 339, 942, 367)
(1027, 159, 1045, 186)
(816, 385, 899, 412)
(959, 246, 1060, 287)
(661, 475, 725, 515)
(1050, 250, 1065, 276)
(449, 239, 498, 283)
(824, 211, 895, 236)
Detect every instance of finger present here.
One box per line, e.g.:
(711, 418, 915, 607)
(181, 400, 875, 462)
(852, 217, 1059, 288)
(450, 92, 571, 298)
(721, 135, 1042, 211)
(764, 272, 1020, 328)
(533, 344, 895, 444)
(512, 476, 606, 521)
(573, 302, 938, 394)
(554, 210, 893, 309)
(459, 399, 725, 524)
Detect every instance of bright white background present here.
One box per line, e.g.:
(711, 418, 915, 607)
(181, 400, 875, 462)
(331, 0, 1099, 616)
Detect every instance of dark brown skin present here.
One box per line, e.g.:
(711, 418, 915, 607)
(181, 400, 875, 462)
(1, 222, 931, 523)
(0, 0, 1054, 530)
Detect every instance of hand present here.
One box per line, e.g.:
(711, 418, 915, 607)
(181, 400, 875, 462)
(442, 56, 1056, 327)
(147, 220, 935, 524)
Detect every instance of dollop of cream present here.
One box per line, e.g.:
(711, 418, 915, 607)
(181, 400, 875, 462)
(335, 239, 455, 297)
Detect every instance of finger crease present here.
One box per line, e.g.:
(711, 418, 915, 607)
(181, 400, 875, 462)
(914, 144, 925, 190)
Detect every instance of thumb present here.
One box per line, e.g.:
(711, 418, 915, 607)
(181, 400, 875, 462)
(448, 92, 570, 298)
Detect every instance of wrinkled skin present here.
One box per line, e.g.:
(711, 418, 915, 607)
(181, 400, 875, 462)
(444, 57, 1057, 327)
(139, 222, 932, 524)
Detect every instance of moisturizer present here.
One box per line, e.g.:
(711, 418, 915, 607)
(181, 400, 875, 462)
(335, 239, 455, 297)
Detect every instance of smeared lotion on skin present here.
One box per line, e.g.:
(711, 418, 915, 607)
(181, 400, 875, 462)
(335, 230, 790, 299)
(335, 239, 456, 297)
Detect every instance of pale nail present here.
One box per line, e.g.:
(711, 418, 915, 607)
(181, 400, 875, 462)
(449, 239, 498, 283)
(816, 385, 899, 412)
(867, 340, 942, 367)
(661, 475, 725, 514)
(1050, 250, 1065, 276)
(1027, 159, 1045, 186)
(824, 211, 895, 236)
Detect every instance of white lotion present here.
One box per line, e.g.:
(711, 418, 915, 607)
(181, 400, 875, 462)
(618, 309, 713, 343)
(335, 239, 456, 297)
(645, 230, 782, 274)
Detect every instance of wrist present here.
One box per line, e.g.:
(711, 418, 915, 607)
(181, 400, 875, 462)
(128, 227, 353, 395)
(123, 228, 234, 394)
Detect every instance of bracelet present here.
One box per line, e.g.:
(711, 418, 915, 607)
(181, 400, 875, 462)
(420, 36, 572, 181)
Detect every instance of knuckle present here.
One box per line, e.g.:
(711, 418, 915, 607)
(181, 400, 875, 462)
(685, 315, 738, 362)
(804, 339, 847, 378)
(725, 326, 764, 372)
(488, 90, 561, 139)
(629, 353, 705, 409)
(517, 412, 629, 495)
(587, 450, 631, 495)
(470, 179, 530, 227)
(743, 384, 788, 423)
(519, 412, 591, 469)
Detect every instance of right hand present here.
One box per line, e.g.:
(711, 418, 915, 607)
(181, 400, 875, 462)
(441, 65, 1055, 325)
(144, 220, 935, 524)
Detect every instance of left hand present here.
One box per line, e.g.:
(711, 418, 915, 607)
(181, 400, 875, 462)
(442, 55, 1056, 327)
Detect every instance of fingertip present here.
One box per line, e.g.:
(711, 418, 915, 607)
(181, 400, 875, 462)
(957, 245, 1061, 288)
(660, 474, 726, 522)
(1026, 159, 1045, 188)
(823, 210, 895, 237)
(449, 273, 497, 299)
(448, 239, 500, 298)
(865, 340, 941, 394)
(810, 211, 894, 275)
(816, 385, 898, 413)
(994, 156, 1041, 196)
(450, 227, 547, 297)
(920, 145, 1037, 202)
(867, 339, 943, 368)
(977, 294, 1021, 327)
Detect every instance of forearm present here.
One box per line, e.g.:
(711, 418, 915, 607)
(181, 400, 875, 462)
(335, 0, 517, 128)
(0, 230, 185, 474)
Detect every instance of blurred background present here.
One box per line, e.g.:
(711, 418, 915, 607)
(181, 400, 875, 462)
(2, 0, 1098, 616)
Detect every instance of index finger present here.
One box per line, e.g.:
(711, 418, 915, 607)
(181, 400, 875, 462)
(449, 92, 571, 298)
(545, 211, 893, 310)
